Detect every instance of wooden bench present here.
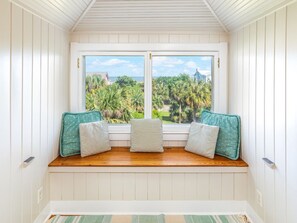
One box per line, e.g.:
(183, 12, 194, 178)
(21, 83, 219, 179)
(49, 147, 248, 167)
(48, 147, 248, 202)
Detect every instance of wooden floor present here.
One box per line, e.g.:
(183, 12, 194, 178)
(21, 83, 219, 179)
(49, 147, 248, 167)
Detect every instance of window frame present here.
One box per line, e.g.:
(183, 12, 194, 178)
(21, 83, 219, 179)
(70, 43, 228, 140)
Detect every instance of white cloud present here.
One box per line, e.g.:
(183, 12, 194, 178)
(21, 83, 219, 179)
(153, 56, 184, 67)
(91, 58, 129, 67)
(186, 61, 197, 69)
(201, 56, 212, 61)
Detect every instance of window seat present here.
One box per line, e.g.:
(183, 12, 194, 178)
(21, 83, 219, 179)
(48, 147, 248, 201)
(49, 147, 248, 167)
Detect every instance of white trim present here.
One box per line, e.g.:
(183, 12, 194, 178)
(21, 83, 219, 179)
(70, 43, 228, 140)
(245, 203, 264, 223)
(48, 166, 248, 173)
(35, 201, 262, 223)
(33, 203, 51, 223)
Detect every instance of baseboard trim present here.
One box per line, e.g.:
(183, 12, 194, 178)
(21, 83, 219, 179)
(33, 203, 51, 223)
(245, 203, 264, 223)
(34, 200, 263, 223)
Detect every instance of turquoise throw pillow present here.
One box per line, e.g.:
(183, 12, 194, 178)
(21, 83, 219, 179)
(59, 111, 102, 157)
(201, 110, 241, 160)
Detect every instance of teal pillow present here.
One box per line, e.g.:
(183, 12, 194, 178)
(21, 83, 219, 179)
(60, 111, 102, 157)
(201, 110, 241, 160)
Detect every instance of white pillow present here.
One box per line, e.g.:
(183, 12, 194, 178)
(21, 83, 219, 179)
(185, 122, 219, 159)
(79, 121, 111, 157)
(130, 119, 163, 152)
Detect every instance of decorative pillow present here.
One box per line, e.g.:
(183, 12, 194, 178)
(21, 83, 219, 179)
(201, 110, 241, 160)
(130, 119, 163, 152)
(185, 122, 219, 159)
(79, 121, 111, 157)
(59, 111, 102, 157)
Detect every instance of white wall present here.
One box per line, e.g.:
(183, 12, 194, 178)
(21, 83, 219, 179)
(71, 31, 228, 44)
(0, 1, 69, 223)
(229, 2, 297, 223)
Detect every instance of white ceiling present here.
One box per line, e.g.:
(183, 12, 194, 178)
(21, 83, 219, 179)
(11, 0, 294, 32)
(75, 0, 224, 32)
(11, 0, 94, 31)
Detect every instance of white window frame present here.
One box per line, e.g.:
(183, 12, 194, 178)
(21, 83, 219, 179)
(70, 43, 228, 140)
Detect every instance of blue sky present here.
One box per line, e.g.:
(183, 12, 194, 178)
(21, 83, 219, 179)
(85, 55, 213, 78)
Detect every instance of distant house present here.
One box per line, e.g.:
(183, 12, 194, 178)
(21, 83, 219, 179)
(87, 72, 110, 84)
(193, 68, 206, 82)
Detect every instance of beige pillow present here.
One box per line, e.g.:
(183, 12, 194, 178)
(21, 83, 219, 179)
(130, 119, 163, 152)
(79, 121, 111, 157)
(185, 122, 219, 159)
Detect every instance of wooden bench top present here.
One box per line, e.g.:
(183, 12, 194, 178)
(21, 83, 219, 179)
(49, 147, 248, 167)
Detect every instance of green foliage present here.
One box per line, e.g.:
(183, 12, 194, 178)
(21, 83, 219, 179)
(85, 73, 212, 124)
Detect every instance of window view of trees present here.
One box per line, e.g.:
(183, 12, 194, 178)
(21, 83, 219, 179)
(85, 55, 212, 124)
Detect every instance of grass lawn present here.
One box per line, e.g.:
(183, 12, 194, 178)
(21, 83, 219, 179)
(159, 111, 175, 124)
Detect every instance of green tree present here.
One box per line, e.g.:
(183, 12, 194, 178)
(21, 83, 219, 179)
(115, 75, 137, 87)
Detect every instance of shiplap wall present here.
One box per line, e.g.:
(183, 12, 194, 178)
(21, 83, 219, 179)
(229, 2, 297, 223)
(71, 31, 228, 44)
(0, 1, 69, 223)
(49, 168, 247, 201)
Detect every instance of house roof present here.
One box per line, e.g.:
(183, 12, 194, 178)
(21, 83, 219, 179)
(11, 0, 293, 33)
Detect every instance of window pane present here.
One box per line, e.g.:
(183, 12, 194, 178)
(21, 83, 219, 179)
(152, 55, 213, 124)
(85, 55, 145, 123)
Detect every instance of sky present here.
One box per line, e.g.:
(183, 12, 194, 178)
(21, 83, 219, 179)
(85, 55, 213, 79)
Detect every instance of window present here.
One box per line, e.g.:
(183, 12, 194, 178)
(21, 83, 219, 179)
(85, 55, 145, 123)
(152, 55, 213, 124)
(71, 43, 227, 137)
(83, 53, 214, 124)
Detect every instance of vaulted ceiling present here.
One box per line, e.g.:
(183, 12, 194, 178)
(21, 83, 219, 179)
(11, 0, 293, 32)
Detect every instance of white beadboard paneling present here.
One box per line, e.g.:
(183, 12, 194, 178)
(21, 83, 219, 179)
(22, 11, 33, 223)
(147, 173, 160, 200)
(160, 174, 172, 200)
(110, 173, 124, 200)
(75, 0, 224, 32)
(11, 0, 93, 31)
(197, 174, 210, 200)
(0, 1, 11, 222)
(228, 3, 297, 222)
(209, 174, 222, 200)
(135, 173, 148, 200)
(74, 173, 86, 200)
(10, 5, 23, 223)
(286, 3, 297, 223)
(123, 173, 136, 200)
(221, 173, 234, 200)
(0, 1, 69, 222)
(184, 174, 197, 200)
(31, 15, 42, 220)
(264, 13, 276, 223)
(98, 173, 111, 200)
(61, 173, 74, 200)
(50, 173, 62, 200)
(255, 17, 266, 218)
(86, 173, 99, 200)
(206, 0, 292, 31)
(234, 173, 247, 200)
(70, 32, 229, 44)
(49, 171, 247, 202)
(274, 7, 287, 223)
(171, 174, 185, 200)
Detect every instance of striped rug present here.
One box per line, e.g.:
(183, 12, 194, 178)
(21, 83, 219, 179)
(48, 214, 249, 223)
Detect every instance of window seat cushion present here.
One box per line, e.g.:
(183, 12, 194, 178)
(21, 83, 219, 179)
(49, 147, 248, 167)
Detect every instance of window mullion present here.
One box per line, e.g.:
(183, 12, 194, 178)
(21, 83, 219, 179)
(144, 51, 152, 118)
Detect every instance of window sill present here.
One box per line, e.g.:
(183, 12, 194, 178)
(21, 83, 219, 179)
(108, 124, 190, 141)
